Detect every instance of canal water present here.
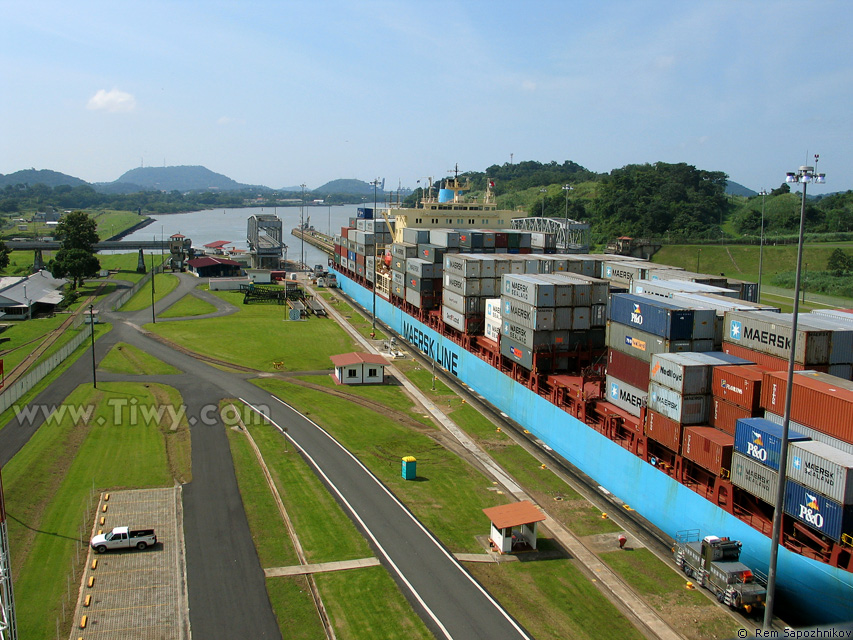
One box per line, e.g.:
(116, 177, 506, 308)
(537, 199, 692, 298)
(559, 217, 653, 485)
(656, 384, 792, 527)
(121, 203, 377, 268)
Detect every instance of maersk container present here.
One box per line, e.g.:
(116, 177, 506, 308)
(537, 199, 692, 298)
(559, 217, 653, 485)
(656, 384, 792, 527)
(709, 397, 754, 436)
(645, 408, 681, 452)
(554, 306, 571, 331)
(784, 479, 851, 543)
(761, 370, 853, 444)
(531, 275, 576, 307)
(647, 381, 710, 425)
(443, 273, 481, 297)
(402, 227, 430, 245)
(734, 417, 810, 471)
(724, 310, 831, 366)
(485, 298, 501, 322)
(556, 272, 608, 304)
(502, 298, 555, 331)
(443, 254, 480, 278)
(443, 290, 484, 316)
(501, 319, 568, 351)
(484, 316, 501, 342)
(442, 305, 483, 334)
(406, 274, 434, 293)
(391, 270, 405, 287)
(406, 258, 438, 279)
(392, 242, 419, 260)
(542, 274, 591, 307)
(649, 352, 713, 395)
(480, 277, 498, 298)
(470, 255, 496, 278)
(606, 321, 694, 364)
(607, 348, 650, 391)
(787, 440, 853, 505)
(763, 411, 853, 456)
(681, 426, 734, 476)
(731, 451, 779, 506)
(721, 341, 824, 374)
(502, 274, 556, 307)
(775, 313, 853, 365)
(430, 229, 460, 248)
(605, 375, 647, 418)
(711, 364, 763, 411)
(602, 261, 651, 285)
(500, 335, 534, 369)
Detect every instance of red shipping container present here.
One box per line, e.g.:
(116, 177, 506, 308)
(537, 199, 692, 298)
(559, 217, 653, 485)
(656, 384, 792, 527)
(607, 348, 650, 391)
(761, 371, 853, 445)
(355, 253, 366, 266)
(681, 426, 734, 476)
(711, 365, 764, 411)
(722, 342, 828, 374)
(645, 409, 682, 452)
(708, 397, 753, 435)
(494, 232, 508, 248)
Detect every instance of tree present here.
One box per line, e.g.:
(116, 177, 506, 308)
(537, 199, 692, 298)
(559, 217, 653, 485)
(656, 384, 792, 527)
(49, 211, 100, 288)
(0, 241, 9, 271)
(827, 248, 853, 275)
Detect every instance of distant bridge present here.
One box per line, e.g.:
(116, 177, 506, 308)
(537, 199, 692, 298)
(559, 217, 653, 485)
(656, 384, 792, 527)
(511, 216, 590, 252)
(6, 240, 172, 251)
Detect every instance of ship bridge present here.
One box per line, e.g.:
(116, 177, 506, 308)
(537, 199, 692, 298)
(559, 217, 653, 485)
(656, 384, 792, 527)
(511, 216, 590, 253)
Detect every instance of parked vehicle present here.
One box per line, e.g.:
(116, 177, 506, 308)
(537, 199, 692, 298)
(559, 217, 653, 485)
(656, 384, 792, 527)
(673, 530, 767, 612)
(90, 526, 157, 553)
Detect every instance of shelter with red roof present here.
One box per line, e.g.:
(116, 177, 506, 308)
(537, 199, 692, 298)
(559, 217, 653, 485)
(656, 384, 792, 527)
(482, 500, 546, 553)
(187, 256, 242, 278)
(330, 352, 388, 385)
(203, 240, 232, 254)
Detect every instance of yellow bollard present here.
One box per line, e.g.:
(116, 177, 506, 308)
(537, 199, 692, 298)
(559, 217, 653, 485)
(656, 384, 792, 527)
(91, 559, 97, 570)
(104, 493, 109, 501)
(84, 594, 92, 607)
(601, 513, 608, 519)
(80, 615, 88, 629)
(101, 504, 107, 513)
(686, 581, 695, 590)
(88, 576, 95, 588)
(100, 516, 105, 525)
(496, 427, 501, 433)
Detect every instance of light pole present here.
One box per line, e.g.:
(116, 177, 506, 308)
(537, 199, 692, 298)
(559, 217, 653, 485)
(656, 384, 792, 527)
(763, 159, 825, 629)
(757, 189, 768, 301)
(696, 248, 701, 273)
(328, 202, 332, 238)
(539, 188, 547, 218)
(300, 184, 306, 270)
(369, 178, 381, 337)
(150, 249, 156, 324)
(562, 184, 573, 252)
(89, 304, 97, 389)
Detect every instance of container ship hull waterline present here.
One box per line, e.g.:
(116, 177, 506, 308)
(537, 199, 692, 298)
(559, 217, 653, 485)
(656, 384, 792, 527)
(328, 181, 853, 624)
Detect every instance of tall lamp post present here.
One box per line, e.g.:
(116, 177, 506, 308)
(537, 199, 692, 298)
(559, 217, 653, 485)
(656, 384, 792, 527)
(562, 184, 573, 252)
(763, 159, 825, 629)
(300, 184, 306, 270)
(369, 178, 381, 337)
(539, 188, 547, 218)
(89, 304, 97, 389)
(757, 189, 768, 302)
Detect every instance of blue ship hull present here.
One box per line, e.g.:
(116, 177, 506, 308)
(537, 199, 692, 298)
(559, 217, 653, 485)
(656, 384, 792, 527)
(335, 270, 853, 624)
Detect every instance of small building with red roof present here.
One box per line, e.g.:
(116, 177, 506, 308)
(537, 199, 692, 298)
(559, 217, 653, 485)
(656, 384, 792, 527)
(203, 240, 233, 255)
(187, 256, 243, 278)
(330, 352, 388, 385)
(482, 500, 546, 554)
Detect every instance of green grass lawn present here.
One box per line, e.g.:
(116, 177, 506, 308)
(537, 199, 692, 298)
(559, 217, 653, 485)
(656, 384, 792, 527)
(99, 342, 182, 375)
(266, 576, 327, 640)
(91, 209, 149, 240)
(159, 293, 218, 318)
(0, 314, 69, 372)
(322, 291, 387, 340)
(147, 290, 356, 371)
(2, 250, 53, 275)
(4, 381, 191, 638)
(121, 272, 179, 311)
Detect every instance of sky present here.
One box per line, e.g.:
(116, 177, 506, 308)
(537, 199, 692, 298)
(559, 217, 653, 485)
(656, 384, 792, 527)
(1, 1, 851, 194)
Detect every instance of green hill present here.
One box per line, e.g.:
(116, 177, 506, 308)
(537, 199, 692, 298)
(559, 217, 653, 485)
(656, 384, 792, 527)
(0, 169, 88, 189)
(113, 165, 261, 192)
(313, 178, 386, 197)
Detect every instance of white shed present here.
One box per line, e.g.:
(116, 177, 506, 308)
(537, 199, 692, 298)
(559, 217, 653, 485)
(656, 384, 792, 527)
(482, 501, 546, 554)
(330, 352, 388, 385)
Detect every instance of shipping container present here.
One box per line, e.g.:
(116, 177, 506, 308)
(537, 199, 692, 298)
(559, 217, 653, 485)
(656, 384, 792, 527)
(632, 279, 740, 299)
(502, 297, 555, 331)
(682, 426, 734, 476)
(442, 305, 484, 334)
(606, 321, 694, 364)
(391, 242, 418, 260)
(607, 349, 650, 390)
(480, 277, 498, 297)
(776, 314, 853, 365)
(649, 352, 713, 395)
(501, 335, 534, 370)
(485, 298, 501, 322)
(606, 375, 647, 418)
(443, 273, 481, 297)
(405, 287, 437, 310)
(711, 365, 763, 411)
(501, 320, 568, 351)
(644, 408, 682, 452)
(734, 417, 810, 471)
(459, 231, 484, 250)
(709, 397, 754, 436)
(418, 244, 446, 263)
(592, 304, 608, 327)
(609, 294, 700, 341)
(484, 316, 501, 342)
(357, 207, 374, 219)
(430, 229, 461, 248)
(720, 341, 824, 374)
(406, 274, 434, 292)
(442, 290, 485, 316)
(763, 411, 853, 456)
(572, 306, 591, 331)
(392, 270, 405, 286)
(761, 370, 853, 445)
(501, 274, 556, 307)
(406, 258, 438, 279)
(787, 440, 853, 505)
(724, 310, 831, 365)
(402, 227, 430, 245)
(603, 261, 650, 285)
(731, 452, 779, 506)
(784, 479, 852, 542)
(647, 381, 710, 425)
(444, 254, 482, 278)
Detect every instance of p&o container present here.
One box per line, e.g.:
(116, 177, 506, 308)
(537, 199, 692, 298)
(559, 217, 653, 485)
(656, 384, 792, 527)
(734, 417, 810, 471)
(783, 479, 852, 543)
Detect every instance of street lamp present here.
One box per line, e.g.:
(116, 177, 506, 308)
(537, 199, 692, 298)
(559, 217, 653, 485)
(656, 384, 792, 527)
(300, 184, 306, 270)
(757, 189, 768, 302)
(89, 304, 97, 389)
(763, 159, 825, 629)
(369, 178, 381, 337)
(562, 184, 574, 252)
(696, 248, 701, 273)
(539, 188, 547, 218)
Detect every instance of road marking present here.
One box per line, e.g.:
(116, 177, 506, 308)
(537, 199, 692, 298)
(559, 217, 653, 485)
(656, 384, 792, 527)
(241, 397, 533, 640)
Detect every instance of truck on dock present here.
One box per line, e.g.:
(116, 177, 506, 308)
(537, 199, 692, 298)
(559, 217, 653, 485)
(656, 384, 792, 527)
(673, 530, 766, 612)
(91, 526, 157, 553)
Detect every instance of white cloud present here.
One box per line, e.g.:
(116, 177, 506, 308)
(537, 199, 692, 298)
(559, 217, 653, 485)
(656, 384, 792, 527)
(86, 88, 136, 112)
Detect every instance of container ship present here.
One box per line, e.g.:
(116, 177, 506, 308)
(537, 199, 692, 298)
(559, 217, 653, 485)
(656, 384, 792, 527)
(329, 177, 853, 624)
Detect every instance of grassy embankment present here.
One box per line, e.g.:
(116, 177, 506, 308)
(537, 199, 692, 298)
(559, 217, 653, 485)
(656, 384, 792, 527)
(4, 372, 190, 638)
(0, 209, 146, 242)
(120, 272, 180, 312)
(159, 291, 218, 318)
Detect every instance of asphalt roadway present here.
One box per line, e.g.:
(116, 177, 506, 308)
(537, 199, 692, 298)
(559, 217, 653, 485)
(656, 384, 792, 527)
(0, 274, 533, 639)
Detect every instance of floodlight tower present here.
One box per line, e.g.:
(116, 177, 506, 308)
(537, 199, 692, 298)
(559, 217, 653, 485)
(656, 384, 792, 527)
(0, 470, 18, 640)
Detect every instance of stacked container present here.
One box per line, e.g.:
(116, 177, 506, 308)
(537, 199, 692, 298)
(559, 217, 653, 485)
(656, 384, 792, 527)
(443, 254, 493, 333)
(709, 365, 764, 435)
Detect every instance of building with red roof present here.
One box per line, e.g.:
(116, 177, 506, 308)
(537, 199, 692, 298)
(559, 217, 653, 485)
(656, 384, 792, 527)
(330, 352, 388, 385)
(187, 256, 243, 278)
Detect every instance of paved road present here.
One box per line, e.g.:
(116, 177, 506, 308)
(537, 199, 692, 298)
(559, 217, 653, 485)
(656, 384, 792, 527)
(1, 273, 533, 639)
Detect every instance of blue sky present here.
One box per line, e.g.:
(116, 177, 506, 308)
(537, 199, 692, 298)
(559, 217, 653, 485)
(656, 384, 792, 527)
(1, 1, 850, 194)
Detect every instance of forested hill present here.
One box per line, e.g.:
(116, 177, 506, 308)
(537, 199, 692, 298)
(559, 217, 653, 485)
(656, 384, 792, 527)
(0, 169, 88, 189)
(113, 165, 260, 192)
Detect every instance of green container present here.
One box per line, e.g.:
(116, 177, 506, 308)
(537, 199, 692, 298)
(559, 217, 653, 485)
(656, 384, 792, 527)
(402, 456, 417, 480)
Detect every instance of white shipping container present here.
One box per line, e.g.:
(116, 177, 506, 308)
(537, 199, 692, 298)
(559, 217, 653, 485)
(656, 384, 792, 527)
(443, 290, 484, 316)
(444, 254, 481, 278)
(444, 273, 482, 297)
(502, 297, 555, 331)
(485, 298, 502, 322)
(484, 316, 501, 342)
(731, 452, 780, 506)
(787, 440, 853, 505)
(647, 381, 710, 425)
(649, 352, 713, 395)
(605, 375, 647, 418)
(502, 274, 556, 306)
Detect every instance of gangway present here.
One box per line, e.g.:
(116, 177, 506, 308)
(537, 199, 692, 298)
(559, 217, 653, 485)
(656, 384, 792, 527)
(308, 298, 327, 317)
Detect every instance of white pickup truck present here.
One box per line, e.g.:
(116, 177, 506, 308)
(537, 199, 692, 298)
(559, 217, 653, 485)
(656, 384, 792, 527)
(90, 526, 157, 553)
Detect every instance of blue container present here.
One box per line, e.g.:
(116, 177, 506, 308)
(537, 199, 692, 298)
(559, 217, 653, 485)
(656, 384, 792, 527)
(734, 417, 810, 471)
(357, 207, 374, 219)
(609, 294, 697, 341)
(402, 457, 417, 480)
(784, 478, 851, 542)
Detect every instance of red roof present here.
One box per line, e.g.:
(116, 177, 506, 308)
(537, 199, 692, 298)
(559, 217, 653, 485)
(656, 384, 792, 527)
(482, 501, 545, 529)
(204, 240, 232, 248)
(329, 352, 388, 368)
(188, 256, 241, 268)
